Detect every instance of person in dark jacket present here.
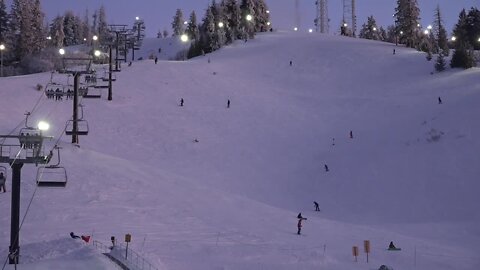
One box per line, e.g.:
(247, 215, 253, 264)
(297, 213, 307, 235)
(314, 201, 320, 211)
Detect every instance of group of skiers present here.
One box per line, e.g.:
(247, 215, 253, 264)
(179, 98, 231, 108)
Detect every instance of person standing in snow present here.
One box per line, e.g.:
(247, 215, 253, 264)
(438, 97, 442, 104)
(227, 99, 231, 108)
(314, 201, 320, 211)
(0, 172, 6, 193)
(180, 98, 184, 107)
(297, 213, 307, 235)
(350, 130, 353, 139)
(154, 56, 158, 64)
(324, 164, 329, 172)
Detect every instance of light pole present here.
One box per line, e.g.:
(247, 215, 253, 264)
(0, 44, 5, 77)
(180, 34, 189, 60)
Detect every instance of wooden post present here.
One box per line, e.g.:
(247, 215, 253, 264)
(352, 246, 359, 262)
(125, 234, 131, 259)
(364, 240, 370, 263)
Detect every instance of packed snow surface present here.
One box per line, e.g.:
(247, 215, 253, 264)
(0, 31, 479, 270)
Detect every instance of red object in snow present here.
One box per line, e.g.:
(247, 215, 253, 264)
(81, 235, 91, 243)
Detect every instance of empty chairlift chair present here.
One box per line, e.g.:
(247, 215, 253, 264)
(65, 104, 89, 136)
(65, 120, 89, 136)
(36, 147, 67, 187)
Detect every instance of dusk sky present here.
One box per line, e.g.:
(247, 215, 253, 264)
(7, 0, 480, 36)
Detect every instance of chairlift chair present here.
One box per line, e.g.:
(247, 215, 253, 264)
(65, 104, 89, 135)
(44, 83, 65, 100)
(18, 127, 43, 149)
(36, 147, 67, 188)
(65, 120, 89, 136)
(82, 87, 102, 99)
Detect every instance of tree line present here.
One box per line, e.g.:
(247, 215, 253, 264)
(357, 0, 479, 71)
(0, 0, 113, 75)
(168, 0, 270, 59)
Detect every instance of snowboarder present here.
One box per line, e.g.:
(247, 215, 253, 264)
(388, 241, 396, 249)
(0, 172, 6, 193)
(324, 164, 329, 172)
(438, 97, 442, 104)
(154, 57, 158, 64)
(314, 201, 320, 211)
(297, 213, 307, 235)
(227, 99, 230, 108)
(70, 232, 80, 239)
(180, 98, 184, 107)
(350, 130, 353, 139)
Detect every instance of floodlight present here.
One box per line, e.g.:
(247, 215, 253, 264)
(38, 121, 50, 131)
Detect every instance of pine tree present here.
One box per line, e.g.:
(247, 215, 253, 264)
(186, 11, 200, 41)
(359, 16, 380, 40)
(240, 0, 255, 39)
(49, 15, 65, 47)
(83, 9, 91, 44)
(253, 0, 270, 32)
(172, 9, 184, 36)
(379, 26, 388, 41)
(433, 5, 449, 56)
(435, 52, 446, 72)
(395, 0, 421, 48)
(63, 11, 76, 46)
(97, 5, 109, 45)
(200, 5, 216, 53)
(30, 0, 45, 53)
(465, 7, 480, 50)
(222, 0, 241, 43)
(0, 0, 8, 43)
(450, 9, 476, 69)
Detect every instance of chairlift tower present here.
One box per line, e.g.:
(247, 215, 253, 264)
(342, 0, 357, 36)
(0, 113, 53, 265)
(108, 25, 129, 72)
(294, 0, 300, 30)
(315, 0, 329, 33)
(58, 57, 94, 144)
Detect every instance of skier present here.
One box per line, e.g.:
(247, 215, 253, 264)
(70, 232, 80, 239)
(324, 164, 329, 172)
(350, 130, 353, 139)
(289, 60, 293, 66)
(297, 213, 307, 235)
(332, 138, 335, 146)
(0, 172, 6, 193)
(314, 201, 320, 211)
(227, 99, 230, 108)
(180, 98, 184, 107)
(393, 49, 396, 55)
(154, 57, 158, 64)
(438, 97, 442, 104)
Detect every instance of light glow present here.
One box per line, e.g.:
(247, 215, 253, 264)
(38, 121, 50, 131)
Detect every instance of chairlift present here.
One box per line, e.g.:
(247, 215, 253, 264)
(65, 120, 89, 136)
(18, 127, 43, 149)
(36, 146, 67, 188)
(44, 83, 65, 100)
(65, 104, 89, 136)
(101, 68, 116, 82)
(82, 87, 102, 99)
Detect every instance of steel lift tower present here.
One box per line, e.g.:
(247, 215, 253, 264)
(342, 0, 357, 36)
(294, 0, 300, 30)
(315, 0, 329, 33)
